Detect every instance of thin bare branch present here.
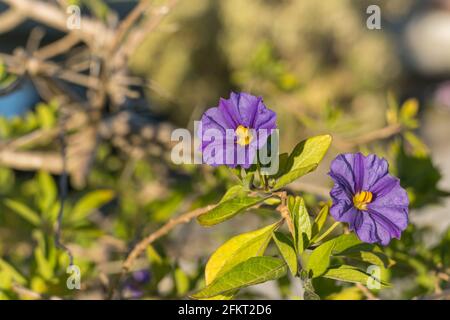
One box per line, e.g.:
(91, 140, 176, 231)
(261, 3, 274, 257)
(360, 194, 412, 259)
(0, 9, 25, 34)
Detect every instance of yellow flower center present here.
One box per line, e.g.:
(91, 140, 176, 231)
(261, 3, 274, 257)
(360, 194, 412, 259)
(353, 191, 373, 211)
(235, 125, 253, 146)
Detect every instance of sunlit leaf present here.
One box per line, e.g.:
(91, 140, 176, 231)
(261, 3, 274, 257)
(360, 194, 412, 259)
(273, 231, 298, 275)
(288, 196, 312, 253)
(322, 265, 389, 287)
(205, 222, 280, 284)
(198, 193, 268, 226)
(4, 199, 41, 226)
(312, 205, 329, 239)
(71, 189, 115, 221)
(191, 257, 287, 299)
(306, 238, 336, 278)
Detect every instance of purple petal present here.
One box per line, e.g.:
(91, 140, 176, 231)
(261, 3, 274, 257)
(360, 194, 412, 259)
(361, 154, 389, 191)
(231, 92, 259, 128)
(219, 94, 242, 129)
(354, 213, 380, 244)
(366, 209, 403, 245)
(330, 200, 358, 225)
(353, 153, 365, 193)
(329, 154, 357, 198)
(369, 174, 398, 198)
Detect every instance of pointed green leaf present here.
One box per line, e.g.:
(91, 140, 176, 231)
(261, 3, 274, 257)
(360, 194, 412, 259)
(191, 257, 287, 299)
(273, 164, 318, 190)
(332, 233, 374, 255)
(274, 135, 332, 189)
(288, 196, 312, 253)
(198, 194, 267, 226)
(36, 171, 57, 214)
(219, 185, 245, 203)
(4, 199, 41, 226)
(271, 152, 289, 179)
(205, 222, 280, 284)
(347, 251, 393, 269)
(306, 238, 336, 278)
(322, 265, 389, 287)
(0, 259, 27, 285)
(312, 205, 329, 239)
(288, 134, 332, 171)
(71, 189, 115, 221)
(273, 231, 298, 275)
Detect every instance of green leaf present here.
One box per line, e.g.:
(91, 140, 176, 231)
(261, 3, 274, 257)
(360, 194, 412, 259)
(71, 190, 115, 221)
(36, 103, 56, 129)
(271, 152, 289, 179)
(322, 265, 389, 287)
(4, 199, 41, 226)
(273, 231, 298, 275)
(274, 135, 332, 189)
(219, 185, 245, 203)
(0, 259, 27, 285)
(312, 205, 329, 239)
(205, 222, 280, 284)
(288, 196, 312, 253)
(174, 267, 190, 296)
(306, 238, 336, 278)
(191, 257, 287, 299)
(198, 193, 268, 226)
(36, 171, 57, 214)
(33, 232, 54, 280)
(332, 233, 373, 255)
(273, 164, 317, 190)
(400, 98, 419, 128)
(330, 234, 392, 268)
(201, 220, 279, 301)
(288, 134, 332, 169)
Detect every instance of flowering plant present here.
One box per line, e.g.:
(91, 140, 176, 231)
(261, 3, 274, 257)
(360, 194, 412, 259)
(191, 93, 409, 299)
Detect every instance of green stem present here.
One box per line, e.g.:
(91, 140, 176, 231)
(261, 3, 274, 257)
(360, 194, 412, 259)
(312, 221, 340, 243)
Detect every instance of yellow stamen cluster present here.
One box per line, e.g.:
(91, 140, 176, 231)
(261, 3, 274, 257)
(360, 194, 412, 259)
(353, 191, 373, 211)
(235, 125, 253, 146)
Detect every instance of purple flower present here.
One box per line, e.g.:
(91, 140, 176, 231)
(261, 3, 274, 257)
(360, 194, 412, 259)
(328, 153, 409, 245)
(198, 92, 277, 168)
(122, 270, 151, 299)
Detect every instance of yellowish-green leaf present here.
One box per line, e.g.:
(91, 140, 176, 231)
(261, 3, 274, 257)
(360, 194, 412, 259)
(311, 205, 329, 240)
(288, 196, 312, 253)
(400, 98, 419, 128)
(273, 135, 332, 189)
(306, 238, 336, 278)
(0, 259, 27, 285)
(191, 257, 287, 299)
(273, 164, 317, 190)
(219, 185, 245, 203)
(4, 199, 41, 226)
(198, 194, 268, 226)
(36, 103, 56, 129)
(205, 222, 280, 284)
(322, 265, 389, 287)
(287, 135, 332, 171)
(174, 268, 190, 296)
(71, 189, 115, 221)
